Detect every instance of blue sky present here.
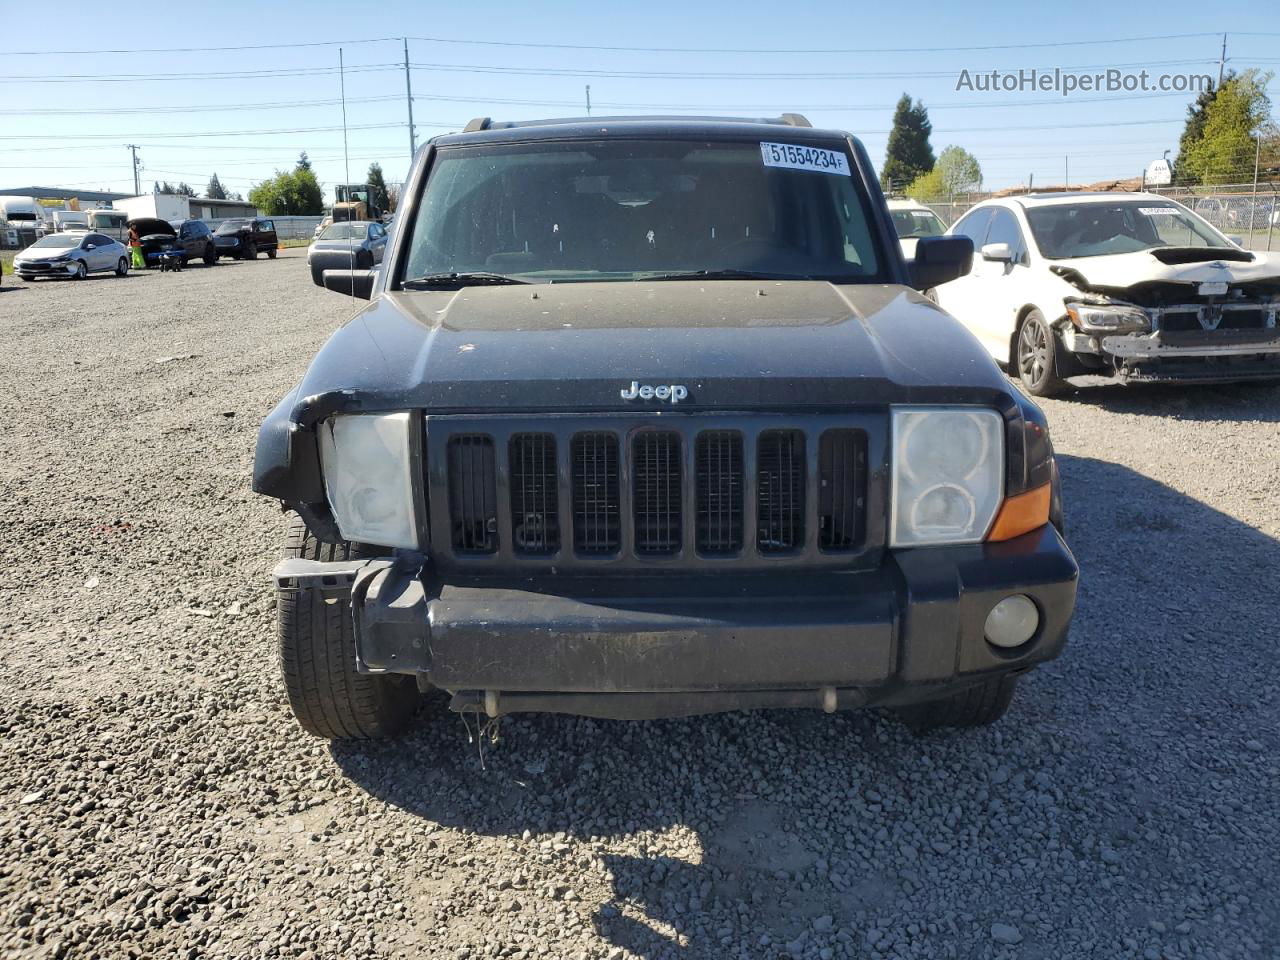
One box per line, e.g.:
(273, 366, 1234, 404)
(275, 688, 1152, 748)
(2, 0, 1276, 201)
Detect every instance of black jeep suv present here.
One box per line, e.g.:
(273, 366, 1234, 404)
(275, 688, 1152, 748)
(213, 217, 279, 260)
(254, 115, 1078, 741)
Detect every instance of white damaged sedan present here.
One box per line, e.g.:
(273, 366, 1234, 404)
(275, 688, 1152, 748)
(932, 192, 1280, 395)
(13, 232, 130, 282)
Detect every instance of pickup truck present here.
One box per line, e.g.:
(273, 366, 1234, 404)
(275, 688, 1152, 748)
(254, 115, 1078, 741)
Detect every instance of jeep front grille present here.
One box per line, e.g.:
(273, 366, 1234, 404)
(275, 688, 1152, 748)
(695, 431, 744, 554)
(510, 434, 559, 554)
(428, 416, 878, 572)
(572, 432, 620, 555)
(447, 435, 498, 553)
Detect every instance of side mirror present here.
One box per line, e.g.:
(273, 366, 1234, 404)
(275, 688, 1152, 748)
(322, 268, 376, 300)
(980, 242, 1013, 262)
(84, 243, 97, 250)
(908, 235, 974, 291)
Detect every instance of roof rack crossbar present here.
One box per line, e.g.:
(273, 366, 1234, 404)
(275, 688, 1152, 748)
(459, 114, 814, 132)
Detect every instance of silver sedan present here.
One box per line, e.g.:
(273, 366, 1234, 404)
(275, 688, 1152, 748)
(13, 232, 130, 281)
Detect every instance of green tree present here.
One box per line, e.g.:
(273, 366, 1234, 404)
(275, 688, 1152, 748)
(206, 173, 228, 200)
(1180, 69, 1275, 185)
(882, 94, 935, 192)
(248, 167, 324, 215)
(173, 182, 197, 198)
(367, 162, 390, 216)
(907, 146, 982, 201)
(297, 151, 312, 172)
(1172, 76, 1225, 184)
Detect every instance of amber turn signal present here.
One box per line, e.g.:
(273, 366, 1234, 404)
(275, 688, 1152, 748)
(986, 483, 1051, 542)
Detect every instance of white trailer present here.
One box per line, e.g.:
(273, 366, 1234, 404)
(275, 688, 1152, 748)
(113, 193, 191, 223)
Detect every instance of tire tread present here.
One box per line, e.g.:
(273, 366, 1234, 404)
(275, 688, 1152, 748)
(277, 517, 417, 740)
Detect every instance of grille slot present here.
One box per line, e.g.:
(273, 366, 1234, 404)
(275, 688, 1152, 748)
(571, 433, 620, 555)
(510, 434, 559, 554)
(447, 435, 498, 553)
(696, 431, 743, 554)
(633, 432, 682, 555)
(757, 430, 805, 552)
(818, 430, 865, 550)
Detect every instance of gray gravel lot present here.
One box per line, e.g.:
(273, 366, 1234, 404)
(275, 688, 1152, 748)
(1, 253, 1278, 960)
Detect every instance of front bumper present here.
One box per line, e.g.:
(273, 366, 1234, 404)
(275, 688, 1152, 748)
(1096, 330, 1280, 383)
(15, 260, 75, 277)
(273, 524, 1078, 719)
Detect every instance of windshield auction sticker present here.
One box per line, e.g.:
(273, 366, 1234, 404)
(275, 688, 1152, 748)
(1138, 207, 1181, 216)
(760, 142, 850, 175)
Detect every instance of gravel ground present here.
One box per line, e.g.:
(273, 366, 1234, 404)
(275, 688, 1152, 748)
(1, 254, 1277, 960)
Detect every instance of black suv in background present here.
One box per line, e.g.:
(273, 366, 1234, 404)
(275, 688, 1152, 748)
(213, 218, 279, 260)
(128, 218, 219, 267)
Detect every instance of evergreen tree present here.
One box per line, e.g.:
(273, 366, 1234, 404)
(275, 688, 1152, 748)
(297, 151, 313, 172)
(883, 95, 935, 192)
(367, 162, 390, 217)
(1173, 76, 1227, 184)
(206, 173, 228, 200)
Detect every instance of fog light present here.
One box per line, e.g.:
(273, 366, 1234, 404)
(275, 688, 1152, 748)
(984, 595, 1039, 649)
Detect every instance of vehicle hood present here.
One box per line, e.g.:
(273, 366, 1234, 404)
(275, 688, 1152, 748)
(15, 242, 77, 259)
(1050, 247, 1280, 293)
(128, 217, 175, 237)
(290, 280, 1013, 418)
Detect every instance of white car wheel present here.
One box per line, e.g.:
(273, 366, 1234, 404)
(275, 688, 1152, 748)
(116, 257, 129, 277)
(73, 260, 88, 280)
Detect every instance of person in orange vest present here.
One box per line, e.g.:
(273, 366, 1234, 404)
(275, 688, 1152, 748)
(128, 223, 145, 269)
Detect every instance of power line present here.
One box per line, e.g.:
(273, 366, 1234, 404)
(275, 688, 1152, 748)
(0, 95, 402, 117)
(5, 31, 1264, 57)
(406, 57, 1224, 81)
(0, 63, 401, 84)
(0, 121, 462, 141)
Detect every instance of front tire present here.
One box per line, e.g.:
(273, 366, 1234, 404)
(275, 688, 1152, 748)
(204, 244, 218, 265)
(897, 675, 1019, 734)
(246, 242, 258, 260)
(277, 517, 419, 740)
(73, 259, 88, 280)
(1015, 310, 1068, 397)
(267, 246, 277, 259)
(115, 257, 129, 277)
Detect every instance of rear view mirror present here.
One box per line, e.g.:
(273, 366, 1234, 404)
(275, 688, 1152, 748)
(322, 269, 376, 300)
(908, 235, 974, 291)
(980, 242, 1013, 262)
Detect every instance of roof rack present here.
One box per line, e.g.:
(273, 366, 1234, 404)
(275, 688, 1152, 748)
(461, 113, 812, 132)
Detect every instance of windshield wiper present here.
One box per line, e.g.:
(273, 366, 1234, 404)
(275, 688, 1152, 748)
(639, 268, 813, 282)
(401, 271, 529, 289)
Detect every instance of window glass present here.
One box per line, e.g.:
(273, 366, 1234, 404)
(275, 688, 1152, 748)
(984, 209, 1025, 262)
(951, 207, 994, 246)
(1025, 201, 1231, 258)
(890, 208, 947, 239)
(259, 220, 274, 231)
(403, 138, 885, 282)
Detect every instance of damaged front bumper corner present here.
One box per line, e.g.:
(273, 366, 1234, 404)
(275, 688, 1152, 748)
(1098, 329, 1280, 383)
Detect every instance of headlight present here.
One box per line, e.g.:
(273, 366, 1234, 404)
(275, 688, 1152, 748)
(318, 412, 420, 549)
(1065, 302, 1149, 335)
(891, 407, 1004, 547)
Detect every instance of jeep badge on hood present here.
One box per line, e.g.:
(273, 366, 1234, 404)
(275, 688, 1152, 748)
(620, 381, 689, 403)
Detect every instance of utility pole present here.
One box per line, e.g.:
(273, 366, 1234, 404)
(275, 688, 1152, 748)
(126, 144, 141, 195)
(585, 84, 592, 116)
(1248, 135, 1261, 246)
(403, 38, 417, 161)
(1064, 156, 1069, 190)
(1218, 33, 1227, 88)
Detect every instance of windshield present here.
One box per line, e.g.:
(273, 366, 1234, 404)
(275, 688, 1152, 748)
(402, 138, 883, 283)
(890, 208, 947, 239)
(319, 223, 367, 241)
(27, 235, 76, 249)
(216, 220, 249, 234)
(1026, 200, 1232, 259)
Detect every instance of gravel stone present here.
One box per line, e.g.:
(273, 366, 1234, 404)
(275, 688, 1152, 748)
(1, 257, 1278, 958)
